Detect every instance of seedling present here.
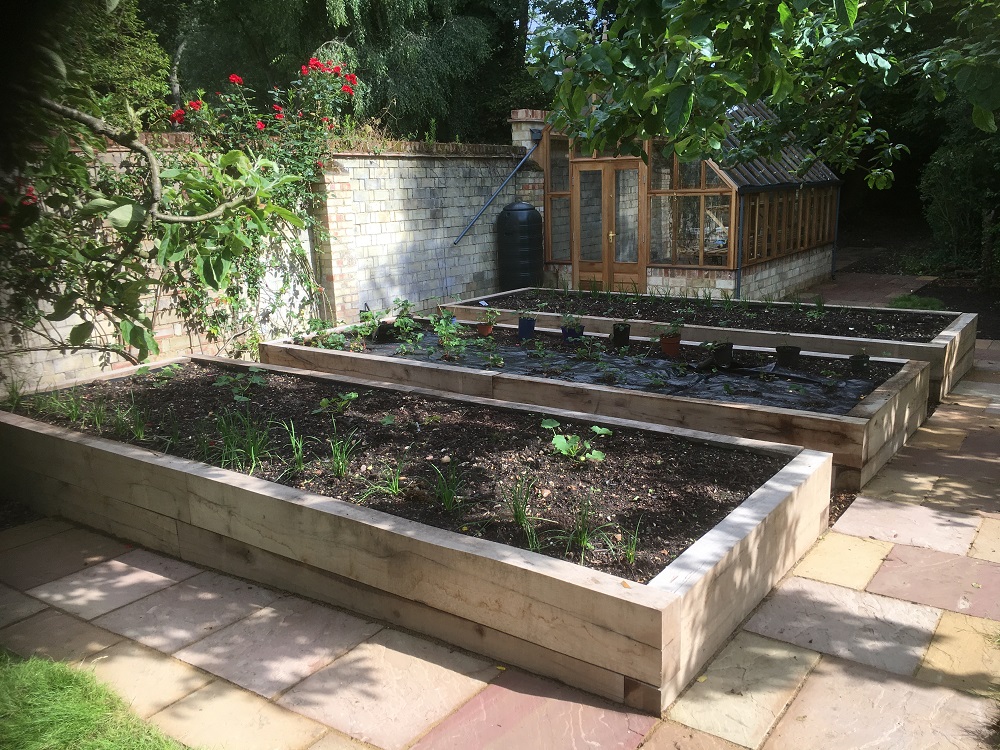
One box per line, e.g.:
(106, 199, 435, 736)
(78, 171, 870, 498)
(540, 419, 611, 462)
(213, 367, 267, 402)
(313, 391, 359, 415)
(276, 419, 311, 475)
(430, 463, 463, 511)
(210, 408, 271, 475)
(327, 427, 361, 477)
(361, 460, 406, 499)
(1, 373, 27, 412)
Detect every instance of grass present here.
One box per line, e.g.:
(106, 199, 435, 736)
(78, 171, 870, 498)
(888, 293, 946, 310)
(0, 653, 188, 750)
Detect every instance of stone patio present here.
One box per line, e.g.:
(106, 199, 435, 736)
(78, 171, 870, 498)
(1, 291, 999, 748)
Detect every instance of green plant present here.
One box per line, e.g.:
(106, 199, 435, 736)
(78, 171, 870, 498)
(86, 399, 107, 432)
(480, 307, 501, 325)
(553, 494, 615, 564)
(540, 419, 611, 462)
(431, 463, 464, 511)
(621, 518, 642, 565)
(805, 297, 826, 320)
(312, 391, 359, 416)
(719, 289, 736, 312)
(485, 353, 505, 368)
(655, 319, 684, 337)
(560, 312, 583, 328)
(362, 460, 406, 499)
(210, 408, 271, 474)
(503, 475, 545, 551)
(277, 419, 311, 475)
(574, 338, 605, 361)
(212, 367, 268, 402)
(430, 313, 467, 358)
(0, 653, 188, 750)
(327, 427, 361, 477)
(1, 373, 28, 412)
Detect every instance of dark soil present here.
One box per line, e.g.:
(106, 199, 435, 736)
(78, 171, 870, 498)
(484, 289, 957, 344)
(15, 361, 792, 584)
(0, 499, 42, 532)
(339, 323, 901, 417)
(911, 279, 1000, 341)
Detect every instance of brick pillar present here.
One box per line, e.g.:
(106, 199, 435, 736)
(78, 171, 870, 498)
(312, 163, 362, 324)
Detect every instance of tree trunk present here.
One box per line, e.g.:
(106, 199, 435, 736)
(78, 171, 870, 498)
(981, 206, 997, 287)
(170, 36, 188, 111)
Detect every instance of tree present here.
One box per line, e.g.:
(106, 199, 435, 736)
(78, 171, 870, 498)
(530, 0, 1000, 188)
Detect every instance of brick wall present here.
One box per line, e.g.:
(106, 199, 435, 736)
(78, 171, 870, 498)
(740, 244, 833, 299)
(313, 145, 539, 322)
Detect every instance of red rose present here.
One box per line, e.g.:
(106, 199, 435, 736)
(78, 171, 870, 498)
(188, 100, 203, 111)
(256, 120, 265, 131)
(301, 65, 309, 76)
(308, 57, 323, 70)
(316, 161, 324, 168)
(333, 65, 342, 75)
(228, 73, 244, 85)
(272, 104, 283, 112)
(341, 84, 354, 96)
(345, 73, 358, 85)
(321, 117, 329, 122)
(275, 113, 284, 120)
(169, 108, 185, 124)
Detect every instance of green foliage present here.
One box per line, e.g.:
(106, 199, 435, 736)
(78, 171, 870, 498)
(540, 418, 610, 462)
(327, 426, 361, 477)
(430, 463, 464, 511)
(0, 653, 187, 750)
(888, 294, 946, 310)
(530, 0, 1000, 187)
(212, 367, 268, 402)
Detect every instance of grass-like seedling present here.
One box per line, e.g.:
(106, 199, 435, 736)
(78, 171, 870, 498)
(362, 459, 406, 499)
(327, 427, 361, 477)
(211, 408, 271, 475)
(430, 463, 463, 511)
(503, 475, 542, 551)
(276, 419, 311, 475)
(1, 373, 27, 412)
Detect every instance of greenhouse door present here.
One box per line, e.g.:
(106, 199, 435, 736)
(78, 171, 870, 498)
(571, 161, 645, 292)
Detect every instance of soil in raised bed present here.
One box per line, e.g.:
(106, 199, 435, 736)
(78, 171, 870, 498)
(303, 322, 902, 416)
(483, 288, 959, 344)
(11, 361, 793, 584)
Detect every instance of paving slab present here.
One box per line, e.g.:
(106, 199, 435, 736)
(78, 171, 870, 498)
(744, 576, 941, 676)
(793, 532, 893, 590)
(668, 631, 819, 749)
(960, 428, 1000, 457)
(833, 496, 980, 555)
(868, 544, 1000, 621)
(0, 517, 73, 552)
(305, 732, 373, 749)
(970, 518, 1000, 563)
(0, 608, 122, 661)
(953, 381, 1000, 400)
(917, 611, 1000, 697)
(640, 721, 745, 750)
(0, 581, 47, 628)
(92, 570, 280, 653)
(762, 656, 997, 750)
(923, 476, 1000, 517)
(906, 423, 969, 451)
(81, 640, 214, 718)
(278, 628, 497, 750)
(0, 527, 132, 590)
(174, 595, 383, 698)
(887, 448, 1000, 483)
(150, 679, 327, 750)
(855, 467, 935, 504)
(27, 549, 202, 620)
(411, 667, 656, 750)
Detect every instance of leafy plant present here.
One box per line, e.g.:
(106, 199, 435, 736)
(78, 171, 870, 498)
(1, 373, 27, 412)
(313, 391, 359, 416)
(540, 419, 611, 462)
(213, 367, 268, 402)
(430, 313, 467, 358)
(574, 338, 605, 361)
(210, 408, 272, 474)
(480, 306, 502, 325)
(560, 312, 583, 328)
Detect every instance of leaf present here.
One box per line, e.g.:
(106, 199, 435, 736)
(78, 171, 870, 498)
(972, 105, 997, 134)
(540, 418, 561, 430)
(590, 426, 613, 436)
(69, 321, 95, 347)
(107, 202, 146, 229)
(78, 198, 118, 217)
(585, 450, 605, 462)
(265, 204, 306, 228)
(46, 295, 76, 322)
(664, 84, 694, 134)
(834, 0, 858, 27)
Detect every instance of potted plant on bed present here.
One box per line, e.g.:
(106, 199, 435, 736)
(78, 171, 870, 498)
(654, 320, 684, 357)
(560, 312, 585, 341)
(517, 309, 537, 340)
(610, 319, 631, 349)
(476, 307, 501, 336)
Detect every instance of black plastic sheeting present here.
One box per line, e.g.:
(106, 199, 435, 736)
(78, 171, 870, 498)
(361, 333, 880, 416)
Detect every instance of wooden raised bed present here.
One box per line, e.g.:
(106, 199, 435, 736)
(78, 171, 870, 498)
(259, 338, 929, 489)
(0, 359, 831, 715)
(443, 288, 976, 401)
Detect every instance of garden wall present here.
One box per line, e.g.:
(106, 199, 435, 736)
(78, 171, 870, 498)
(311, 143, 543, 325)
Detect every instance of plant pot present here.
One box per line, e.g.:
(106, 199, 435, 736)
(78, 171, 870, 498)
(517, 317, 536, 340)
(775, 345, 801, 368)
(703, 342, 734, 368)
(849, 353, 870, 376)
(611, 323, 631, 349)
(476, 322, 494, 336)
(561, 325, 585, 342)
(659, 334, 682, 357)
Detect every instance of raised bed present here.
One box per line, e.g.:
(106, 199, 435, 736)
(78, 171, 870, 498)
(443, 287, 976, 401)
(260, 335, 929, 489)
(0, 358, 831, 715)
